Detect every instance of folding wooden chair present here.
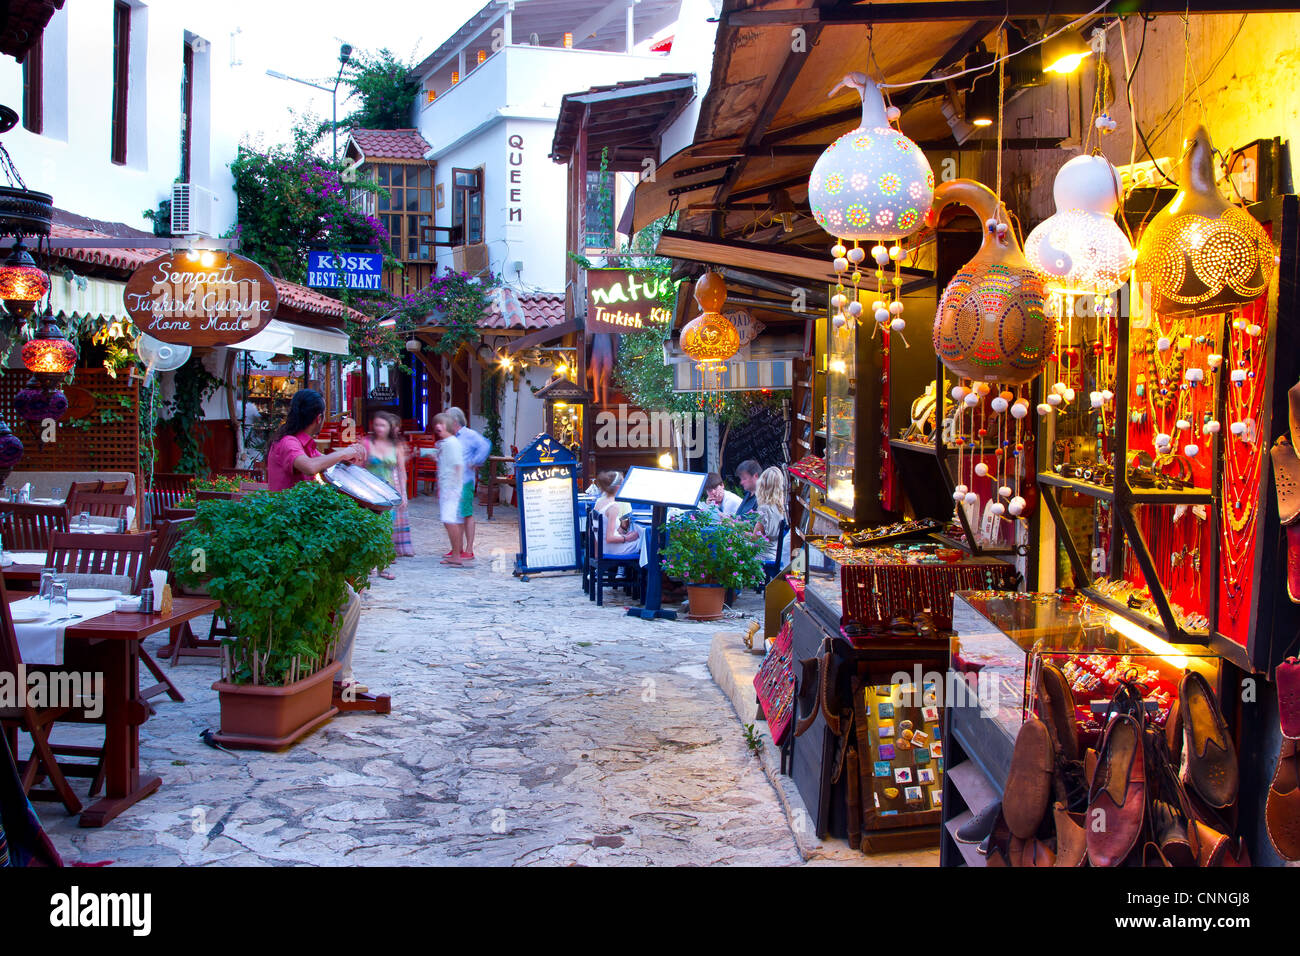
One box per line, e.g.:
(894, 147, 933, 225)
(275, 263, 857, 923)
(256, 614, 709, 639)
(66, 491, 134, 522)
(1, 502, 68, 552)
(146, 473, 194, 525)
(45, 532, 182, 704)
(408, 435, 439, 497)
(0, 574, 86, 814)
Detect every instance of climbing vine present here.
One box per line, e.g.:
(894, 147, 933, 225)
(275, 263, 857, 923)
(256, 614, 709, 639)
(168, 357, 225, 476)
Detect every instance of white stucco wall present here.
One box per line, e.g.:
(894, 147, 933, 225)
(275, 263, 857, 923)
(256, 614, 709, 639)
(0, 0, 240, 234)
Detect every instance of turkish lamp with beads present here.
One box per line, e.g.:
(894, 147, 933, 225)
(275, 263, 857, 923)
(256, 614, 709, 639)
(0, 415, 23, 485)
(21, 311, 78, 380)
(679, 273, 740, 390)
(0, 239, 50, 322)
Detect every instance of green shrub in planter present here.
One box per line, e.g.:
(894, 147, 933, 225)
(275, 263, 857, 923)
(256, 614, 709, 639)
(660, 508, 766, 590)
(173, 481, 396, 686)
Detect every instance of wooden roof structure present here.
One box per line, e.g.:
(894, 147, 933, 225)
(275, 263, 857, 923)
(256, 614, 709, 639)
(0, 0, 63, 62)
(550, 73, 696, 169)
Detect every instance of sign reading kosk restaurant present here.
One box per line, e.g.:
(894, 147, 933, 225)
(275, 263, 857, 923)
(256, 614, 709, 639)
(124, 252, 278, 347)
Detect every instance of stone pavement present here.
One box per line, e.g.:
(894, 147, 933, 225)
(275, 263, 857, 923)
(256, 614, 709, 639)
(39, 495, 808, 866)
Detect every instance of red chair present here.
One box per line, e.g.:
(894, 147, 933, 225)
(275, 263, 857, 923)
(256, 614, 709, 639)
(408, 435, 439, 497)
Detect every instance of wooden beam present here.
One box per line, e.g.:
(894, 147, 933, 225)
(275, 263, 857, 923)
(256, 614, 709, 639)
(725, 0, 1300, 25)
(506, 318, 581, 354)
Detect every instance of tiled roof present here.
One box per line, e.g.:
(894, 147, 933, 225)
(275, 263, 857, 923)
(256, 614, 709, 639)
(481, 288, 566, 330)
(347, 128, 432, 162)
(47, 224, 364, 323)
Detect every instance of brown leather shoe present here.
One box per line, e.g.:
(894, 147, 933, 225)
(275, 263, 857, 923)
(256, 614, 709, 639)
(1266, 735, 1300, 861)
(1151, 799, 1196, 867)
(1084, 747, 1098, 789)
(1003, 718, 1054, 839)
(1087, 714, 1145, 866)
(1037, 662, 1079, 761)
(1190, 819, 1250, 867)
(1179, 670, 1238, 809)
(1279, 657, 1300, 740)
(1009, 834, 1056, 867)
(1052, 801, 1088, 867)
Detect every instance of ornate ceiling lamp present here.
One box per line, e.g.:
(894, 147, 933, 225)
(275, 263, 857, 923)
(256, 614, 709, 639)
(0, 238, 50, 321)
(22, 309, 78, 385)
(1135, 126, 1274, 316)
(0, 415, 23, 485)
(13, 374, 68, 421)
(679, 272, 740, 394)
(808, 73, 934, 343)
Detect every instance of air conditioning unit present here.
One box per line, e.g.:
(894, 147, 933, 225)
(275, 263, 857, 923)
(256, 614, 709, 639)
(170, 183, 216, 237)
(453, 242, 490, 276)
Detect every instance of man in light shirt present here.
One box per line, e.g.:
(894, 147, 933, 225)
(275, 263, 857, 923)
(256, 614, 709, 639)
(702, 472, 742, 516)
(447, 406, 491, 560)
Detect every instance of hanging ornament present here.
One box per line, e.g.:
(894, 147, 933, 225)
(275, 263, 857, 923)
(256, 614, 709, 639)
(679, 273, 740, 394)
(0, 415, 22, 485)
(1024, 155, 1134, 299)
(809, 73, 933, 345)
(12, 375, 68, 421)
(1134, 126, 1275, 316)
(927, 180, 1052, 383)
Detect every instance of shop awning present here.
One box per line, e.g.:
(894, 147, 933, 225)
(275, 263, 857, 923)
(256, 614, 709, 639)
(671, 358, 793, 393)
(227, 319, 350, 356)
(48, 274, 130, 323)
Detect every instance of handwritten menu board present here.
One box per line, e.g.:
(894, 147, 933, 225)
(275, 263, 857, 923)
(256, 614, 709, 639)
(514, 435, 580, 575)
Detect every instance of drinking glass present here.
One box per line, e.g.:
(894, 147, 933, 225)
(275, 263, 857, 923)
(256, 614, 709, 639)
(78, 510, 91, 530)
(39, 567, 57, 603)
(49, 582, 69, 617)
(51, 485, 62, 502)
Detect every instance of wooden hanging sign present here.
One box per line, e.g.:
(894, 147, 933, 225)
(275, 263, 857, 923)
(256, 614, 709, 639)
(124, 251, 278, 347)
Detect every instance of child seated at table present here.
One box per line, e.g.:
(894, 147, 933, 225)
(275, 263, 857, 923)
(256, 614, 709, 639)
(593, 471, 640, 557)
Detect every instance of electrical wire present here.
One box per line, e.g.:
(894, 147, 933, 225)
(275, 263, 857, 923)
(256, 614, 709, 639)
(877, 0, 1112, 91)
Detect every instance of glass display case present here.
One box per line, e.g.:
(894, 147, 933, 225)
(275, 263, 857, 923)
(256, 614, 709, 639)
(825, 320, 856, 513)
(950, 590, 1221, 747)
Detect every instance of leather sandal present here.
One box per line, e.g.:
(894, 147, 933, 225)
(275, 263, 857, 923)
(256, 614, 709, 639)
(1003, 718, 1054, 840)
(1179, 670, 1238, 809)
(1087, 713, 1145, 866)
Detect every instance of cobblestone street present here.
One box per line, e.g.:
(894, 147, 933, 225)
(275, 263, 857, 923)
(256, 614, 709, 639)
(40, 496, 804, 866)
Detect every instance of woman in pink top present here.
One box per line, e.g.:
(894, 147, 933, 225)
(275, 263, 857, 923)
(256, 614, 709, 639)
(267, 389, 364, 491)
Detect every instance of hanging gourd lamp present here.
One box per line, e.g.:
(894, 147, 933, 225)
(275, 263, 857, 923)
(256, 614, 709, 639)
(0, 238, 49, 320)
(679, 272, 740, 381)
(0, 415, 23, 484)
(928, 179, 1052, 383)
(21, 310, 78, 382)
(1024, 154, 1134, 303)
(1135, 126, 1274, 316)
(808, 73, 933, 341)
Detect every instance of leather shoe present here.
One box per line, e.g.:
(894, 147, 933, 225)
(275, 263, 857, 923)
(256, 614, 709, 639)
(1003, 718, 1054, 839)
(955, 800, 1001, 844)
(1278, 657, 1300, 740)
(1037, 662, 1079, 761)
(1052, 801, 1088, 867)
(1266, 736, 1300, 861)
(1087, 713, 1145, 866)
(1151, 799, 1196, 867)
(1179, 670, 1238, 809)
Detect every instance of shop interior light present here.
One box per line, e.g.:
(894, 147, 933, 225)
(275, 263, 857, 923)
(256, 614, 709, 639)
(452, 71, 460, 84)
(563, 32, 574, 48)
(679, 273, 740, 373)
(657, 452, 673, 469)
(0, 239, 50, 318)
(962, 50, 997, 128)
(1107, 613, 1189, 668)
(477, 49, 486, 64)
(1042, 30, 1092, 74)
(772, 188, 798, 232)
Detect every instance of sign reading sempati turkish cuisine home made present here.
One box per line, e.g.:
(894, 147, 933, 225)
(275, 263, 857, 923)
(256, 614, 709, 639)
(584, 268, 677, 334)
(123, 251, 278, 347)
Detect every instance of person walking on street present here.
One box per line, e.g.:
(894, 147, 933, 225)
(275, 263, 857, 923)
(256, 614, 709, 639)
(361, 411, 414, 576)
(433, 412, 467, 566)
(447, 406, 490, 560)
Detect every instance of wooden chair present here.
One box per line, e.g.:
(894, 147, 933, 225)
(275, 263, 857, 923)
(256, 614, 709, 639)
(160, 506, 197, 521)
(1, 502, 68, 552)
(99, 480, 128, 495)
(45, 532, 182, 704)
(66, 491, 134, 522)
(589, 507, 642, 607)
(0, 573, 86, 814)
(64, 479, 102, 501)
(146, 473, 194, 524)
(408, 435, 439, 497)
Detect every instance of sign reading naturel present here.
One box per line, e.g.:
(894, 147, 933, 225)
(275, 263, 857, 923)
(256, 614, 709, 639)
(124, 251, 278, 347)
(585, 268, 677, 334)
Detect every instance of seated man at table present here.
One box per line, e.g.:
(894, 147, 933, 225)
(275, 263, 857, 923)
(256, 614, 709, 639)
(735, 459, 762, 516)
(267, 389, 369, 693)
(702, 473, 742, 517)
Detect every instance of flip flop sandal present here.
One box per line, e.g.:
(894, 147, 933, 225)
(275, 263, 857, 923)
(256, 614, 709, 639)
(440, 558, 464, 567)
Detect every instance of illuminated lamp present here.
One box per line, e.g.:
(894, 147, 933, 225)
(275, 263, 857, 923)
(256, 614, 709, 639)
(0, 415, 23, 484)
(451, 71, 460, 84)
(21, 312, 78, 377)
(563, 32, 573, 48)
(476, 49, 486, 64)
(963, 50, 997, 128)
(679, 273, 740, 381)
(1134, 126, 1274, 316)
(1042, 30, 1091, 75)
(1025, 154, 1134, 300)
(0, 239, 49, 319)
(808, 73, 933, 343)
(13, 375, 68, 420)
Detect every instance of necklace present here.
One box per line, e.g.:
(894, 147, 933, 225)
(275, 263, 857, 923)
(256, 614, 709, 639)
(1221, 303, 1265, 619)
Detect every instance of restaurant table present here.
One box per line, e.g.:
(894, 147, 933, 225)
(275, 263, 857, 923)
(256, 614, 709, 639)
(61, 597, 219, 826)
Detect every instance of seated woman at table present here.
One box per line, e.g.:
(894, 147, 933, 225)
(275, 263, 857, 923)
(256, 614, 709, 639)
(592, 470, 640, 556)
(753, 466, 788, 565)
(267, 389, 370, 693)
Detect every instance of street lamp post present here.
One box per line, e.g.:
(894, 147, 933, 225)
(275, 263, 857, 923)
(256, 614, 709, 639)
(266, 43, 353, 159)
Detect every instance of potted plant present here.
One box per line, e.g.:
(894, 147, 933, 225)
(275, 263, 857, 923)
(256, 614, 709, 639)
(173, 481, 396, 750)
(660, 509, 766, 621)
(175, 474, 243, 508)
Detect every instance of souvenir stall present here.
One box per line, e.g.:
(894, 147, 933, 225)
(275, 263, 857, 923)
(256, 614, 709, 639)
(645, 3, 1300, 864)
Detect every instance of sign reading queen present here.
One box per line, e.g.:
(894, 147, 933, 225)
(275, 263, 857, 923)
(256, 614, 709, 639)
(123, 251, 279, 347)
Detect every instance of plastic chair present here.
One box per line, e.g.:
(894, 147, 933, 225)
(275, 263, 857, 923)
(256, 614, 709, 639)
(590, 507, 642, 607)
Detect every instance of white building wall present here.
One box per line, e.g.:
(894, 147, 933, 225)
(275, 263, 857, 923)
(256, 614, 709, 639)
(0, 0, 241, 234)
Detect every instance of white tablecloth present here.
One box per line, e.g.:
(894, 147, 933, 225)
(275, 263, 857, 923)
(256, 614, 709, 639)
(4, 551, 48, 565)
(11, 594, 125, 666)
(25, 497, 135, 529)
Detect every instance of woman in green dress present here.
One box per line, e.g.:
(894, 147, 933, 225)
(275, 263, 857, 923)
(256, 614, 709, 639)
(362, 411, 414, 575)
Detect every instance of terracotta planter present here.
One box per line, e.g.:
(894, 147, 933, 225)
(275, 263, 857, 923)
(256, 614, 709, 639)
(686, 584, 726, 621)
(211, 661, 341, 751)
